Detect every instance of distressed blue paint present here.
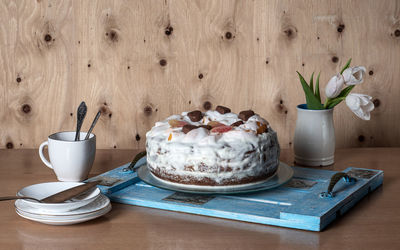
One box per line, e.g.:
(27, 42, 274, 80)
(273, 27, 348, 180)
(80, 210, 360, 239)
(88, 158, 383, 231)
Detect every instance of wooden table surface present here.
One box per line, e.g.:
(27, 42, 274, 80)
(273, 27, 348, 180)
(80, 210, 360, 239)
(0, 148, 399, 250)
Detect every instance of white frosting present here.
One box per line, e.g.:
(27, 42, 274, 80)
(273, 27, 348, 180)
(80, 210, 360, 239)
(145, 110, 280, 185)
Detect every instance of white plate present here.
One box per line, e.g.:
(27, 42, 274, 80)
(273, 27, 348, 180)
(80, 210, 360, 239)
(16, 194, 110, 216)
(137, 161, 294, 194)
(17, 182, 100, 212)
(16, 203, 112, 225)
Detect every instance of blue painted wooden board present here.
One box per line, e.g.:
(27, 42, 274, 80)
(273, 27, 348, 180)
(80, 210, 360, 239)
(88, 157, 383, 231)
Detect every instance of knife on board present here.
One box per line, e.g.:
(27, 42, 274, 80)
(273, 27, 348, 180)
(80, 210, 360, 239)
(40, 180, 101, 203)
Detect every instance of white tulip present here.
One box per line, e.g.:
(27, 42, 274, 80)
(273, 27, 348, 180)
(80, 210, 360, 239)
(345, 93, 374, 120)
(325, 73, 345, 98)
(342, 66, 366, 85)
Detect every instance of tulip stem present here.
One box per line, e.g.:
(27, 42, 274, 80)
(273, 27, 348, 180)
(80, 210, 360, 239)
(323, 98, 331, 109)
(324, 97, 346, 109)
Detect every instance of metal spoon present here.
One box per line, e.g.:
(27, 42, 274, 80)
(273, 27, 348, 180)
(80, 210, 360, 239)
(75, 101, 87, 141)
(0, 196, 42, 203)
(85, 110, 101, 140)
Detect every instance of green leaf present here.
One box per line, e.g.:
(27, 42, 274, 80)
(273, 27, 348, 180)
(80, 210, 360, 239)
(309, 72, 314, 92)
(326, 85, 355, 109)
(297, 71, 323, 109)
(340, 58, 352, 74)
(326, 97, 345, 109)
(337, 85, 355, 98)
(315, 72, 321, 102)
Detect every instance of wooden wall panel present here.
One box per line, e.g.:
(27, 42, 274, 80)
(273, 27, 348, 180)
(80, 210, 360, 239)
(0, 0, 399, 149)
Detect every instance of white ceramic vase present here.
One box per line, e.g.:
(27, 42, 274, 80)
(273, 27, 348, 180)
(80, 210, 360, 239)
(294, 104, 335, 166)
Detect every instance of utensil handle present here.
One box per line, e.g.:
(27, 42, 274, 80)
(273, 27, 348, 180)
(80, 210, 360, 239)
(123, 151, 147, 172)
(75, 101, 87, 141)
(75, 123, 82, 141)
(85, 111, 101, 140)
(0, 196, 41, 202)
(39, 141, 53, 169)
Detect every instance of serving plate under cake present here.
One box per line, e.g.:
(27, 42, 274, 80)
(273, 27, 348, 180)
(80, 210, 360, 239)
(137, 161, 293, 194)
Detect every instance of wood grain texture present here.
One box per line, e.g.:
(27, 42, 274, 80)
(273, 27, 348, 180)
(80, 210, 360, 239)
(0, 149, 399, 249)
(0, 0, 399, 149)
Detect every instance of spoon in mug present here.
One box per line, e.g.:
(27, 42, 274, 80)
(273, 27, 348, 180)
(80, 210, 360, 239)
(75, 101, 87, 141)
(85, 111, 101, 140)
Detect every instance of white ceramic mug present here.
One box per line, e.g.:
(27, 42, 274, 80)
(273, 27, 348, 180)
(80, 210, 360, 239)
(39, 131, 96, 182)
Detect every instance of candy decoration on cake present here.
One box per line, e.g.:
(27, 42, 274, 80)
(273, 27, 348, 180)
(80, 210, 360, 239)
(145, 105, 280, 186)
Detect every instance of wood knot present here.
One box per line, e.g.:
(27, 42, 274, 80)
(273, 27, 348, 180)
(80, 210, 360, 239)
(135, 134, 141, 141)
(198, 73, 203, 79)
(110, 30, 117, 41)
(165, 26, 173, 36)
(358, 135, 365, 142)
(144, 106, 152, 116)
(395, 29, 400, 37)
(87, 63, 91, 68)
(276, 102, 288, 114)
(6, 142, 13, 149)
(331, 56, 339, 63)
(265, 58, 269, 64)
(100, 105, 111, 117)
(203, 101, 212, 110)
(225, 31, 233, 39)
(44, 34, 52, 42)
(16, 77, 21, 83)
(373, 98, 380, 107)
(22, 104, 31, 114)
(113, 145, 117, 149)
(159, 59, 167, 67)
(106, 30, 118, 42)
(337, 24, 345, 33)
(369, 70, 374, 75)
(283, 26, 297, 39)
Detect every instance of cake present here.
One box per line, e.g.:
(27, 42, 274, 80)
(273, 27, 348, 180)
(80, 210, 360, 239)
(145, 105, 280, 186)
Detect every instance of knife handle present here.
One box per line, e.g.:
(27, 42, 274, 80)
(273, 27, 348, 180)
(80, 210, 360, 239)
(41, 180, 101, 203)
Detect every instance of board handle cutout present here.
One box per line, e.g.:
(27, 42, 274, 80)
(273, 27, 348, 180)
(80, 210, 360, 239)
(320, 172, 357, 198)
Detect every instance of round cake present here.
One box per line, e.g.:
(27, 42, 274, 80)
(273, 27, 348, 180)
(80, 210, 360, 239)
(145, 105, 280, 186)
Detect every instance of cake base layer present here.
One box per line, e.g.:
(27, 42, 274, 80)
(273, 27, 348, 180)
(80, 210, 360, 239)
(149, 169, 278, 190)
(148, 164, 278, 186)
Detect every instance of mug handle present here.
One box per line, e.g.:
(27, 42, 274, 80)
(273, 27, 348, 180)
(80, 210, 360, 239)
(39, 141, 53, 169)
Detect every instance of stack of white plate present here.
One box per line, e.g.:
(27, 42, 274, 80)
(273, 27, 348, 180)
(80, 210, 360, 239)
(15, 182, 111, 225)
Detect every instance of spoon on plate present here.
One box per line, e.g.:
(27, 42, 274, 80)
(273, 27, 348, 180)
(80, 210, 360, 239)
(0, 196, 42, 202)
